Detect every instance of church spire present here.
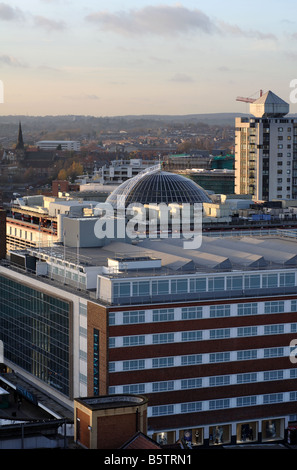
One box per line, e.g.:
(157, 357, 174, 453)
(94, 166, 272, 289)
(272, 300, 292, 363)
(16, 122, 24, 150)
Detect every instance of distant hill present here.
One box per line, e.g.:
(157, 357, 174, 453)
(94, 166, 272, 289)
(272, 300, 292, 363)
(0, 113, 246, 143)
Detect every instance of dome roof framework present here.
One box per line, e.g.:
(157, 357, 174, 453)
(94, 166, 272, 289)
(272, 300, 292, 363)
(106, 164, 211, 208)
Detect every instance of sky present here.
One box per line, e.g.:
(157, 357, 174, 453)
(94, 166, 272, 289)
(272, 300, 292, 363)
(1, 0, 297, 116)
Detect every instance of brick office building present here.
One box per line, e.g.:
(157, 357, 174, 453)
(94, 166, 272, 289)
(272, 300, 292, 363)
(2, 168, 297, 447)
(1, 233, 297, 446)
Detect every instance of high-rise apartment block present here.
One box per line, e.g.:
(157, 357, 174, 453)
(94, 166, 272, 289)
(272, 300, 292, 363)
(235, 90, 297, 201)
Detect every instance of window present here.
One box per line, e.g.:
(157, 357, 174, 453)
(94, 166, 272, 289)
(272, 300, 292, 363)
(109, 337, 115, 348)
(262, 274, 278, 288)
(182, 306, 203, 320)
(209, 375, 230, 387)
(182, 330, 203, 342)
(208, 277, 225, 291)
(152, 280, 169, 295)
(152, 357, 174, 368)
(280, 273, 295, 287)
(264, 370, 283, 381)
(264, 301, 284, 314)
(210, 328, 230, 339)
(153, 333, 174, 344)
(93, 329, 99, 395)
(123, 359, 145, 371)
(181, 401, 202, 413)
(123, 384, 145, 394)
(210, 305, 230, 317)
(209, 399, 230, 410)
(181, 354, 202, 366)
(244, 275, 261, 289)
(109, 312, 115, 325)
(226, 276, 243, 290)
(237, 372, 257, 384)
(237, 350, 257, 361)
(264, 324, 284, 335)
(152, 405, 174, 416)
(181, 378, 202, 389)
(123, 335, 145, 347)
(171, 279, 188, 294)
(153, 309, 174, 322)
(237, 396, 257, 407)
(237, 326, 257, 337)
(123, 310, 145, 324)
(238, 303, 258, 316)
(209, 352, 230, 363)
(114, 282, 130, 298)
(264, 347, 284, 358)
(132, 281, 150, 296)
(79, 326, 87, 337)
(263, 393, 283, 404)
(189, 278, 207, 293)
(152, 381, 174, 392)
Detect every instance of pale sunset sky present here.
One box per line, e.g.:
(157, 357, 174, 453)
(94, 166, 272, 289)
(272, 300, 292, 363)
(0, 0, 297, 116)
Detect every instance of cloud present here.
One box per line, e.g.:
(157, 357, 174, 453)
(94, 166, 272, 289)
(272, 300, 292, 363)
(0, 55, 27, 67)
(34, 15, 67, 32)
(85, 5, 276, 42)
(86, 5, 217, 37)
(218, 21, 277, 41)
(0, 2, 24, 21)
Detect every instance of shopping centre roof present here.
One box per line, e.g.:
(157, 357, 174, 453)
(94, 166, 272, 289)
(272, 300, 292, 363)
(29, 233, 297, 275)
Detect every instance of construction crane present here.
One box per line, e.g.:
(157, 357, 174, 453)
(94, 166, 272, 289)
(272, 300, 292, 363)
(236, 90, 263, 103)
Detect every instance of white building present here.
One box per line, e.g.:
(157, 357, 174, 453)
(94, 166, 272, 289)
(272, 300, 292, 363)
(97, 158, 157, 185)
(235, 90, 297, 201)
(36, 140, 81, 151)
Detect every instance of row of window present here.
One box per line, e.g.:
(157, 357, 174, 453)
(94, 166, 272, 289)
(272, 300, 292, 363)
(109, 368, 297, 395)
(0, 275, 70, 396)
(7, 227, 34, 240)
(109, 346, 289, 372)
(109, 299, 296, 325)
(109, 322, 297, 348)
(48, 265, 86, 287)
(149, 391, 297, 417)
(113, 271, 296, 299)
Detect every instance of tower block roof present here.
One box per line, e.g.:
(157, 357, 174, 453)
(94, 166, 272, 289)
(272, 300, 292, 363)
(250, 90, 289, 118)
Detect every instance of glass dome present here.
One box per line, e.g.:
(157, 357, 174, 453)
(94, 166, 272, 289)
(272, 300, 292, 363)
(106, 166, 211, 207)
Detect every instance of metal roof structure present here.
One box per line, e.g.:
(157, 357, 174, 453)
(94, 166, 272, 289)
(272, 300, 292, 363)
(30, 233, 297, 275)
(106, 165, 211, 208)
